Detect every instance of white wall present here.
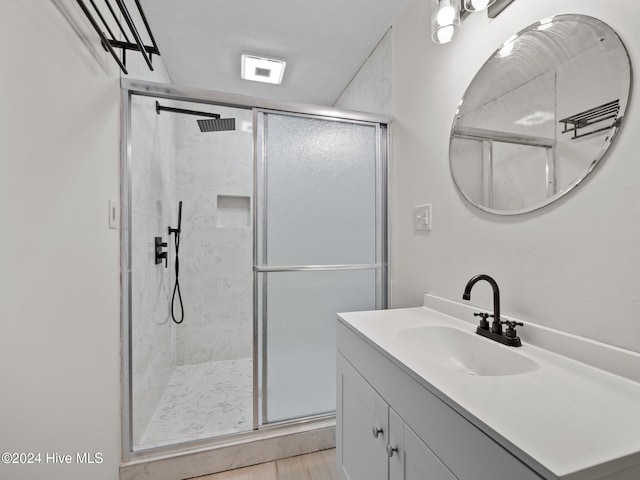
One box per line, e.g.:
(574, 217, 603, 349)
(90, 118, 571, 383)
(391, 0, 640, 353)
(334, 28, 393, 115)
(0, 1, 121, 479)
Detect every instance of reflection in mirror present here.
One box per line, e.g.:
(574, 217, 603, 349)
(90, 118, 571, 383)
(450, 15, 631, 214)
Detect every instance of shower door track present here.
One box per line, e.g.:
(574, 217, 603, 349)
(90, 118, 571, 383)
(120, 78, 390, 464)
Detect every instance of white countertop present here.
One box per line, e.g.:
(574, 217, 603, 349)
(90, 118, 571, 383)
(338, 302, 640, 480)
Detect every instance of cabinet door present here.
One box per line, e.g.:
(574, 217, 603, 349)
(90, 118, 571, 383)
(337, 354, 388, 480)
(389, 409, 457, 480)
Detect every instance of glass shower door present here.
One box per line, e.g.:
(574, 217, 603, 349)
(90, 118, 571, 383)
(127, 95, 255, 451)
(256, 111, 386, 424)
(123, 83, 389, 458)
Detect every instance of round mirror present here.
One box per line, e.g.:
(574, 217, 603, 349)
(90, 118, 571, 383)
(450, 15, 631, 215)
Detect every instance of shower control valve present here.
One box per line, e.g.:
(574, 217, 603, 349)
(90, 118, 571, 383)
(155, 237, 168, 268)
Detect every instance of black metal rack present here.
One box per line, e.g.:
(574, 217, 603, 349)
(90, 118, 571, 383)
(559, 99, 620, 140)
(76, 0, 160, 74)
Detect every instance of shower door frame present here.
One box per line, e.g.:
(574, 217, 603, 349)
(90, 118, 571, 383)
(120, 78, 390, 462)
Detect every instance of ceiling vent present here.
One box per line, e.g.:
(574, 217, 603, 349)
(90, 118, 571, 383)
(241, 54, 286, 84)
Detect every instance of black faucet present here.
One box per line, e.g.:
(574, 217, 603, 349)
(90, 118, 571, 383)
(463, 274, 502, 334)
(463, 274, 522, 347)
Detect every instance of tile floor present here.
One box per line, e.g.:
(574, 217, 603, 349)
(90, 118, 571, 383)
(192, 449, 338, 480)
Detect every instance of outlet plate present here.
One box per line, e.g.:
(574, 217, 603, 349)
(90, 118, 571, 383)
(413, 204, 432, 231)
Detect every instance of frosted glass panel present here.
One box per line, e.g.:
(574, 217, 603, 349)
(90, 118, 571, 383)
(263, 269, 377, 423)
(256, 111, 386, 426)
(263, 114, 377, 265)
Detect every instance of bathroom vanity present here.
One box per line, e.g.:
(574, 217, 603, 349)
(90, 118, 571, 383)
(336, 295, 640, 480)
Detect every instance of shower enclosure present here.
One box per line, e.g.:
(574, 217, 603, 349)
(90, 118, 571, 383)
(121, 80, 388, 460)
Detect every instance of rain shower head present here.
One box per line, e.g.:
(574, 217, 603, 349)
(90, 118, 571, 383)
(197, 118, 236, 133)
(156, 101, 236, 133)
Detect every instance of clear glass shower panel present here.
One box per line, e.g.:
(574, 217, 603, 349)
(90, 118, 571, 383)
(129, 95, 177, 450)
(260, 269, 377, 423)
(128, 95, 254, 451)
(259, 113, 378, 266)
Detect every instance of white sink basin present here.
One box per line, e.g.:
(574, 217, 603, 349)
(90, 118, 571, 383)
(396, 326, 539, 377)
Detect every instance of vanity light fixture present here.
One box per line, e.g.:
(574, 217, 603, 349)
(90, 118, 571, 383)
(432, 0, 512, 44)
(241, 54, 286, 84)
(463, 0, 496, 12)
(431, 0, 461, 44)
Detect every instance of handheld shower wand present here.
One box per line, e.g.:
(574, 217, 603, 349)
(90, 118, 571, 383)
(169, 201, 184, 324)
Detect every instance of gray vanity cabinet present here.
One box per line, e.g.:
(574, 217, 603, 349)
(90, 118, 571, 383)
(388, 403, 457, 480)
(338, 355, 456, 480)
(337, 321, 544, 480)
(337, 356, 388, 480)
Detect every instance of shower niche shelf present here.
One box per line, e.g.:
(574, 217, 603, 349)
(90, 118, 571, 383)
(75, 0, 160, 74)
(217, 196, 250, 229)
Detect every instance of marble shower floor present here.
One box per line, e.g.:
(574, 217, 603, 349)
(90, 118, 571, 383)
(137, 358, 253, 450)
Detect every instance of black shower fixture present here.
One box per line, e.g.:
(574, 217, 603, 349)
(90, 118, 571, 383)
(154, 237, 168, 267)
(168, 201, 184, 324)
(155, 101, 236, 132)
(197, 118, 236, 133)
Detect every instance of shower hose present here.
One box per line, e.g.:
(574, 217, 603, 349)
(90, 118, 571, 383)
(171, 223, 184, 324)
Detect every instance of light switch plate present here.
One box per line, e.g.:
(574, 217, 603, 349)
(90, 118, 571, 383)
(109, 200, 118, 229)
(413, 204, 432, 231)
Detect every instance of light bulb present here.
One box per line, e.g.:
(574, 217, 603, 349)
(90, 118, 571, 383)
(431, 0, 460, 44)
(464, 0, 495, 12)
(437, 5, 456, 26)
(436, 25, 455, 44)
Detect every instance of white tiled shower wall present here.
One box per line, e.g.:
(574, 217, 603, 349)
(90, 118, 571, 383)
(174, 107, 254, 365)
(130, 96, 178, 445)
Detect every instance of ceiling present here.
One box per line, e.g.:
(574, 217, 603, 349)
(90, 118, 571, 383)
(139, 0, 409, 106)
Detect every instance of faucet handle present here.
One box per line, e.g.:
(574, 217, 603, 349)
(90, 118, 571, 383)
(474, 312, 490, 330)
(500, 320, 523, 328)
(500, 320, 523, 338)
